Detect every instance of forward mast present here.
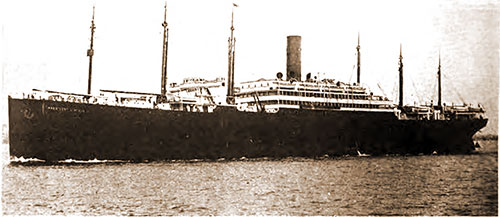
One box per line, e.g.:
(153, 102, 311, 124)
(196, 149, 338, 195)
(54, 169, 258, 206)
(226, 3, 237, 104)
(437, 52, 442, 109)
(398, 44, 404, 109)
(87, 6, 96, 95)
(160, 2, 169, 100)
(356, 33, 361, 84)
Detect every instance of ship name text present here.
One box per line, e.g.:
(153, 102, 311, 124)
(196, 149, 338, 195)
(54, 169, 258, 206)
(46, 106, 87, 113)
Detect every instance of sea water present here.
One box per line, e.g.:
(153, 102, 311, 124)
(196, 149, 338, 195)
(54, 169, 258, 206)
(2, 140, 497, 216)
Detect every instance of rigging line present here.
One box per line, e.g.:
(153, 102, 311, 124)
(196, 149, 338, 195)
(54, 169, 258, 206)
(408, 72, 423, 104)
(430, 73, 437, 104)
(348, 65, 354, 83)
(372, 71, 390, 99)
(376, 82, 387, 98)
(442, 73, 465, 104)
(348, 51, 356, 83)
(391, 73, 399, 104)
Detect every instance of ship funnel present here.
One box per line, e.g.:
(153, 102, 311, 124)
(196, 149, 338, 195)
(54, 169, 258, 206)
(286, 36, 302, 81)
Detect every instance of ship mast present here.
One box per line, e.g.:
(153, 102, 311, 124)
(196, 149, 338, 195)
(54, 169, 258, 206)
(226, 3, 237, 104)
(398, 44, 404, 108)
(87, 5, 96, 95)
(232, 37, 236, 86)
(356, 32, 361, 85)
(160, 2, 169, 99)
(437, 51, 442, 109)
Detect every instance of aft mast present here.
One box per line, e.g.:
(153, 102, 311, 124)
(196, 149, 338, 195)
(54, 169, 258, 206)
(226, 3, 237, 105)
(398, 44, 404, 109)
(160, 2, 169, 100)
(87, 5, 96, 95)
(437, 51, 442, 109)
(356, 33, 361, 85)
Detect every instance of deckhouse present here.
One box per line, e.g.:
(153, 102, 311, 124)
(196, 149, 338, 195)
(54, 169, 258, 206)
(235, 78, 394, 113)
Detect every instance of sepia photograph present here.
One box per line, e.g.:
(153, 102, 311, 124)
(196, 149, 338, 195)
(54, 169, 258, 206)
(1, 0, 498, 215)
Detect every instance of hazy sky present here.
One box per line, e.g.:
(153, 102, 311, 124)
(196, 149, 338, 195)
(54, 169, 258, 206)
(1, 0, 498, 134)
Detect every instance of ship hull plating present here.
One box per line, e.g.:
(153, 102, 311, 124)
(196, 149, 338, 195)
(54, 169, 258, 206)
(8, 98, 487, 161)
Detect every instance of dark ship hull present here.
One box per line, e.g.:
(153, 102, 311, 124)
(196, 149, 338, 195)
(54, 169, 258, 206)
(8, 97, 487, 161)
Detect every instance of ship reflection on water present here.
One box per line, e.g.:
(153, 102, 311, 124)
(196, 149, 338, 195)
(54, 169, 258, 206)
(2, 140, 497, 216)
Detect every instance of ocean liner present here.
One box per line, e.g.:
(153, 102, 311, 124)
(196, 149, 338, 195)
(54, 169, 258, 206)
(8, 4, 487, 162)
